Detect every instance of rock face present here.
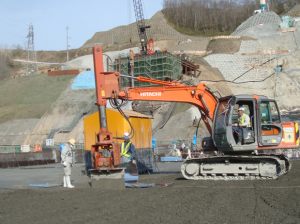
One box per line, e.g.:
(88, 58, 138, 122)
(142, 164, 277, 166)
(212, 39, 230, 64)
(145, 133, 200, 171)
(205, 11, 300, 111)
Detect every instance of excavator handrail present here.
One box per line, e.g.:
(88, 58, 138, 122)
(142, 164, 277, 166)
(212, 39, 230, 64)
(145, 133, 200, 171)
(135, 76, 184, 86)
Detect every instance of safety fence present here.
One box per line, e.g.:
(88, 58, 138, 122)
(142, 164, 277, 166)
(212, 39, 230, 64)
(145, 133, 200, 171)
(135, 148, 154, 174)
(0, 144, 85, 168)
(154, 139, 198, 152)
(153, 139, 300, 160)
(0, 145, 21, 154)
(0, 149, 55, 168)
(0, 144, 155, 172)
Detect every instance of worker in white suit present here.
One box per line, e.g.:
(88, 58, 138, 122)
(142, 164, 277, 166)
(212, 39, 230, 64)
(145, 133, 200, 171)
(61, 138, 75, 188)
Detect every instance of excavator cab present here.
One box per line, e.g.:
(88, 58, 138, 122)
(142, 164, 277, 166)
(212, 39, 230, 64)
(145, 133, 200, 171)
(183, 95, 291, 180)
(213, 95, 283, 153)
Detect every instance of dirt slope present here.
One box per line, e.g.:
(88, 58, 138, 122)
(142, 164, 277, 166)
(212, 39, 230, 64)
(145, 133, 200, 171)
(83, 11, 209, 53)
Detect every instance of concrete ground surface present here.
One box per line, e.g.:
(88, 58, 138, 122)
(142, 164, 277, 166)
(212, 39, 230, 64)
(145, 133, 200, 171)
(0, 161, 300, 224)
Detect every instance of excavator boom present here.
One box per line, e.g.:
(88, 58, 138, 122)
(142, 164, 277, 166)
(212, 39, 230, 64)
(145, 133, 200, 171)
(118, 84, 218, 135)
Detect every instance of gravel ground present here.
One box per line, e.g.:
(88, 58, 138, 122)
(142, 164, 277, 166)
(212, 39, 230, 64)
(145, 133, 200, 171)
(0, 160, 300, 224)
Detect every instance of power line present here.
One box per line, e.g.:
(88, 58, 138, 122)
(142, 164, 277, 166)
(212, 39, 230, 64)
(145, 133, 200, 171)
(26, 23, 37, 75)
(66, 26, 70, 62)
(232, 57, 276, 82)
(200, 72, 275, 84)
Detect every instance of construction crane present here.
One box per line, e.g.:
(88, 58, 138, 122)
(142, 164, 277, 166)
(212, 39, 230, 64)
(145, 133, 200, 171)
(133, 0, 151, 54)
(90, 45, 300, 180)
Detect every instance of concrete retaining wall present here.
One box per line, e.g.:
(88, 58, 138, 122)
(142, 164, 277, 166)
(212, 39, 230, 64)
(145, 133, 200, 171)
(0, 150, 56, 168)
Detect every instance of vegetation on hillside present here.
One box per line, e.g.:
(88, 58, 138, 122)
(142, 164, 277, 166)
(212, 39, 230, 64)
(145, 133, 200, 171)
(270, 0, 300, 14)
(162, 0, 257, 36)
(0, 50, 13, 79)
(10, 47, 92, 64)
(162, 0, 300, 36)
(0, 75, 73, 123)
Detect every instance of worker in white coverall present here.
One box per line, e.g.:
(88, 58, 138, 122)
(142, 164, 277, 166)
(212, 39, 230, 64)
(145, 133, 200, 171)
(61, 138, 75, 188)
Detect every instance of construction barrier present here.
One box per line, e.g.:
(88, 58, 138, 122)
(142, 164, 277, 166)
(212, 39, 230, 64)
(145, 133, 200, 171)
(0, 143, 85, 168)
(0, 150, 56, 168)
(0, 145, 21, 154)
(48, 69, 79, 76)
(296, 122, 299, 146)
(34, 144, 42, 152)
(210, 35, 241, 40)
(136, 148, 154, 174)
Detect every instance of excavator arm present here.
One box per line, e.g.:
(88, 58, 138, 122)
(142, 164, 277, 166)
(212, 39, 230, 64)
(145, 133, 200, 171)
(118, 80, 218, 135)
(93, 45, 219, 135)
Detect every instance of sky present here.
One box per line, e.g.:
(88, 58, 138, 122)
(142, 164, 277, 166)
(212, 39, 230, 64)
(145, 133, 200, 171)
(0, 0, 163, 51)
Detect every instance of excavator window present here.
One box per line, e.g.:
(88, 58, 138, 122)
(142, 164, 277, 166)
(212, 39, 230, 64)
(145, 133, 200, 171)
(213, 100, 231, 147)
(259, 101, 282, 145)
(214, 98, 256, 150)
(232, 103, 253, 128)
(231, 101, 255, 146)
(259, 101, 281, 124)
(260, 103, 270, 124)
(215, 101, 230, 133)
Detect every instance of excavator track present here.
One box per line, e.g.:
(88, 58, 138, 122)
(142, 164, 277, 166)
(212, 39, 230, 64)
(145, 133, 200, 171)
(181, 154, 291, 180)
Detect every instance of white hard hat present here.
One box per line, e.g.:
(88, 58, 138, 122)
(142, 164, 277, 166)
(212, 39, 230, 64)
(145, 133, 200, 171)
(238, 107, 245, 111)
(124, 132, 130, 140)
(68, 138, 76, 145)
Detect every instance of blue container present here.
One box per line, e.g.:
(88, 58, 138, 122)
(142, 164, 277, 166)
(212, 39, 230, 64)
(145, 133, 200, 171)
(124, 173, 139, 183)
(160, 156, 182, 162)
(72, 70, 95, 90)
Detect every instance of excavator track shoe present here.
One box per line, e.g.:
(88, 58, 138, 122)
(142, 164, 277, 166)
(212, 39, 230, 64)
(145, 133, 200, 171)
(181, 154, 290, 180)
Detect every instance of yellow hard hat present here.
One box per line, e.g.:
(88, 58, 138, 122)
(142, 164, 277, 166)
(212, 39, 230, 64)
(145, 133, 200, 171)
(68, 138, 76, 145)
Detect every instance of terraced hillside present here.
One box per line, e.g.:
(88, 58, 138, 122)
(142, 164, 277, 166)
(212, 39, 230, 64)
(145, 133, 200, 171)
(205, 11, 300, 110)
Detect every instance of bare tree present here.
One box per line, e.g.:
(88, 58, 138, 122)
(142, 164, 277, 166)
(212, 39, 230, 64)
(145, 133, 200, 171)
(163, 0, 257, 35)
(269, 0, 300, 14)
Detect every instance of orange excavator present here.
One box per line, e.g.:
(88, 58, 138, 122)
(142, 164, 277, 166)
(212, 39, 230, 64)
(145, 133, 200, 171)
(91, 45, 299, 180)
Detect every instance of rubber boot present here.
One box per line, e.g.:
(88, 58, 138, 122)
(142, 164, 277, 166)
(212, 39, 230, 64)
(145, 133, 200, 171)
(63, 176, 67, 188)
(66, 176, 74, 188)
